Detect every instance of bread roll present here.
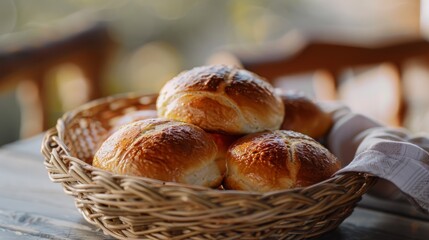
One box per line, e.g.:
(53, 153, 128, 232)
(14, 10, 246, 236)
(156, 65, 284, 134)
(93, 119, 225, 188)
(278, 90, 332, 139)
(224, 130, 340, 192)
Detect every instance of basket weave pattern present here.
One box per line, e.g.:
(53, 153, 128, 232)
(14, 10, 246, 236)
(42, 93, 377, 240)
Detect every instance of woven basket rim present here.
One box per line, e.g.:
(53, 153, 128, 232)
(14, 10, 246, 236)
(58, 92, 158, 124)
(48, 91, 376, 196)
(47, 126, 372, 197)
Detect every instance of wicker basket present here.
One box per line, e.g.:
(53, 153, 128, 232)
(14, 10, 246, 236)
(41, 93, 377, 240)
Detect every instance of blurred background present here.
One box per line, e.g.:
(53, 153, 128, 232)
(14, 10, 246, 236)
(1, 0, 429, 146)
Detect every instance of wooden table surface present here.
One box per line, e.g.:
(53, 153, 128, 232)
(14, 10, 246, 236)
(0, 135, 428, 240)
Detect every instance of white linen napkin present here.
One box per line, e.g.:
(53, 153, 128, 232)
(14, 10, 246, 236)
(321, 103, 429, 213)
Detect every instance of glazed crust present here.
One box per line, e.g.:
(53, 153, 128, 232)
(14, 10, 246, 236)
(224, 130, 340, 192)
(93, 119, 225, 188)
(156, 65, 284, 134)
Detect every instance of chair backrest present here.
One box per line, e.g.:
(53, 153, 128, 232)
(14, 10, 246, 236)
(0, 21, 117, 138)
(209, 36, 429, 127)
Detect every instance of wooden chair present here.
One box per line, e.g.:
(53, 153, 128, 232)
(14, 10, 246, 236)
(209, 35, 429, 127)
(0, 21, 117, 138)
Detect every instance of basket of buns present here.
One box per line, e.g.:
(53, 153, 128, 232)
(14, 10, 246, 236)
(42, 65, 376, 240)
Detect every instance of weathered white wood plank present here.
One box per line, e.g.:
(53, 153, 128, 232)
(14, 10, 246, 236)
(1, 134, 44, 158)
(0, 145, 113, 239)
(1, 135, 428, 239)
(0, 149, 75, 213)
(340, 207, 429, 240)
(360, 195, 429, 221)
(0, 209, 112, 240)
(0, 227, 46, 240)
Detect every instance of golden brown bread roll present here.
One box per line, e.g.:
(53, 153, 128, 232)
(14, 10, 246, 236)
(224, 130, 340, 192)
(278, 90, 333, 139)
(156, 65, 284, 134)
(93, 118, 225, 188)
